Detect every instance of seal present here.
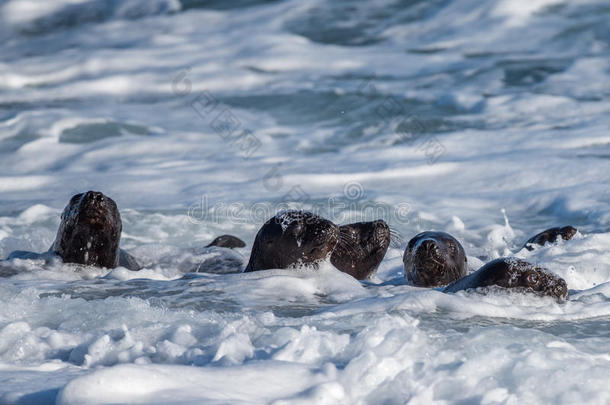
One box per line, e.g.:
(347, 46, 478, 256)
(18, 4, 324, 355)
(206, 234, 246, 249)
(52, 191, 120, 268)
(403, 231, 467, 287)
(140, 244, 244, 274)
(330, 220, 390, 280)
(244, 210, 339, 272)
(443, 257, 568, 301)
(50, 191, 142, 269)
(4, 191, 141, 270)
(523, 226, 577, 251)
(118, 249, 141, 270)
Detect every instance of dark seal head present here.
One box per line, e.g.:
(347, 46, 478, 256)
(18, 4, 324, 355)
(444, 257, 568, 301)
(330, 220, 390, 280)
(206, 235, 246, 249)
(403, 231, 467, 287)
(244, 210, 339, 272)
(52, 191, 122, 268)
(523, 226, 577, 251)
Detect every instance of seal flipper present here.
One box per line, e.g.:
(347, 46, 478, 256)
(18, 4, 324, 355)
(523, 226, 577, 251)
(118, 249, 141, 271)
(206, 235, 246, 249)
(444, 257, 568, 301)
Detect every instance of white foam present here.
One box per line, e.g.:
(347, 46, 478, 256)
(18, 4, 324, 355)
(1, 0, 610, 402)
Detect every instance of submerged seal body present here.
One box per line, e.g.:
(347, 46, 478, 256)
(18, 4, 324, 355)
(330, 220, 390, 280)
(206, 234, 246, 249)
(403, 231, 467, 287)
(443, 257, 568, 301)
(245, 210, 339, 272)
(523, 226, 577, 251)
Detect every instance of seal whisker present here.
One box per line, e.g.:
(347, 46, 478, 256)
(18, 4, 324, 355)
(337, 232, 365, 257)
(389, 226, 405, 249)
(330, 221, 391, 280)
(335, 236, 360, 258)
(426, 256, 445, 267)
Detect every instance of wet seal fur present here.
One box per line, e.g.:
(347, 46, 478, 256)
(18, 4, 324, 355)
(53, 191, 140, 269)
(403, 231, 467, 287)
(6, 191, 140, 270)
(245, 210, 339, 272)
(444, 257, 568, 301)
(330, 220, 390, 280)
(523, 226, 577, 251)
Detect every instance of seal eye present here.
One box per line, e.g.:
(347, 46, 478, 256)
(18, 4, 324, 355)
(447, 243, 457, 256)
(526, 272, 539, 286)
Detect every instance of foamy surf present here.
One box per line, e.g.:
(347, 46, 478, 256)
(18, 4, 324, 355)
(1, 0, 610, 403)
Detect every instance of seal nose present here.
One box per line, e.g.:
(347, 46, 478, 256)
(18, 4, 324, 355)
(560, 226, 577, 240)
(419, 239, 438, 255)
(85, 191, 105, 202)
(554, 279, 568, 301)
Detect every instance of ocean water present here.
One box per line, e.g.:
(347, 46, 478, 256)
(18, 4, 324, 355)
(1, 0, 610, 403)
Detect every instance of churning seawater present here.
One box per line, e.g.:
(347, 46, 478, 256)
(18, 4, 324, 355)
(1, 0, 610, 403)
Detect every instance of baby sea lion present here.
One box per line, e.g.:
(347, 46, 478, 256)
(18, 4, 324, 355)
(206, 234, 246, 249)
(52, 191, 141, 269)
(403, 231, 467, 287)
(131, 244, 244, 274)
(523, 226, 577, 251)
(6, 191, 140, 271)
(244, 210, 339, 272)
(330, 220, 390, 280)
(443, 257, 568, 301)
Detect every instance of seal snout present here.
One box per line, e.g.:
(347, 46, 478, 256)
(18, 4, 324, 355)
(417, 239, 440, 257)
(537, 271, 568, 301)
(559, 226, 577, 241)
(553, 279, 569, 301)
(84, 191, 105, 202)
(414, 239, 443, 268)
(417, 241, 443, 269)
(329, 220, 390, 280)
(77, 191, 116, 221)
(81, 191, 107, 211)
